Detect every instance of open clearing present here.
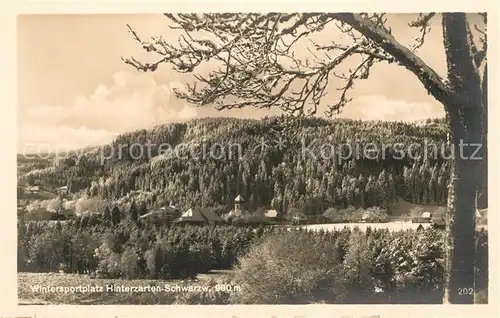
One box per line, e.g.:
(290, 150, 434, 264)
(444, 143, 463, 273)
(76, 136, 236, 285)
(298, 222, 432, 232)
(296, 222, 486, 232)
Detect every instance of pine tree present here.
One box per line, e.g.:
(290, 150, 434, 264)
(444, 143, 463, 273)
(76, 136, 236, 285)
(17, 214, 29, 271)
(387, 173, 397, 206)
(419, 160, 431, 204)
(364, 176, 376, 208)
(376, 170, 388, 209)
(428, 165, 437, 204)
(139, 201, 148, 217)
(346, 160, 356, 175)
(111, 206, 121, 226)
(411, 163, 419, 203)
(102, 206, 112, 224)
(342, 229, 374, 299)
(326, 174, 336, 206)
(403, 166, 412, 201)
(129, 200, 139, 222)
(357, 173, 366, 208)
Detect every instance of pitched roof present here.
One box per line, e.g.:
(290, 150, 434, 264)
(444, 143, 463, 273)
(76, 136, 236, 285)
(199, 208, 225, 222)
(159, 205, 180, 213)
(139, 211, 156, 219)
(140, 206, 180, 219)
(234, 195, 245, 203)
(176, 208, 225, 223)
(177, 208, 209, 222)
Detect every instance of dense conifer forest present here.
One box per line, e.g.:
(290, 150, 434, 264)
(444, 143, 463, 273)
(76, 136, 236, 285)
(18, 116, 471, 219)
(17, 116, 490, 304)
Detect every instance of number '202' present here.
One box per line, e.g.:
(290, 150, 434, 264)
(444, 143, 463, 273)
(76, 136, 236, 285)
(458, 288, 474, 295)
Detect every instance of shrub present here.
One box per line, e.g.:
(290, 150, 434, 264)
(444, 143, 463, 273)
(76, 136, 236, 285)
(94, 242, 122, 278)
(120, 249, 139, 279)
(230, 229, 344, 304)
(342, 228, 374, 302)
(365, 207, 389, 223)
(410, 206, 424, 218)
(18, 217, 488, 304)
(323, 207, 352, 223)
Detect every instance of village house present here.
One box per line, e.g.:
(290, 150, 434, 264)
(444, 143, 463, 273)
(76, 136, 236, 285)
(175, 207, 225, 225)
(412, 211, 432, 223)
(139, 203, 181, 223)
(27, 186, 40, 194)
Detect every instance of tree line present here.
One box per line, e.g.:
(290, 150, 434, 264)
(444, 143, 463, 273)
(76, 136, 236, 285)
(19, 116, 473, 219)
(17, 210, 488, 304)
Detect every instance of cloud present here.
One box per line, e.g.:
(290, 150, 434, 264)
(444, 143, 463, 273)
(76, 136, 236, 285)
(18, 123, 117, 154)
(18, 73, 446, 154)
(18, 71, 198, 152)
(338, 94, 445, 122)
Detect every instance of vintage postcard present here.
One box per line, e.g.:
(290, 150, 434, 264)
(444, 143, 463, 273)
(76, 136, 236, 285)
(2, 1, 498, 317)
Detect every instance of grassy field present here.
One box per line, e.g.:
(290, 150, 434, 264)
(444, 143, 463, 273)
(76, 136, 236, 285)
(299, 222, 432, 232)
(18, 271, 233, 305)
(298, 222, 486, 232)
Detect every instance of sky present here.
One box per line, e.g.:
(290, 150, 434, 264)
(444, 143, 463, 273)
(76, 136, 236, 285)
(17, 13, 485, 152)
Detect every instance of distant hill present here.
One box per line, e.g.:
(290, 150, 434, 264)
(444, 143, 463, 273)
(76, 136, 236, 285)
(17, 116, 481, 217)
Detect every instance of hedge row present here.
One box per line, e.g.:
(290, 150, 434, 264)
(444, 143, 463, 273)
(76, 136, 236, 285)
(17, 218, 488, 304)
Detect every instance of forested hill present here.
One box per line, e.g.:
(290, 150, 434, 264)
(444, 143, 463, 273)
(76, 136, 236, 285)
(19, 116, 459, 216)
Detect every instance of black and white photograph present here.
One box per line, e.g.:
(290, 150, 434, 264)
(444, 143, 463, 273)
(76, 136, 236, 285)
(16, 12, 489, 307)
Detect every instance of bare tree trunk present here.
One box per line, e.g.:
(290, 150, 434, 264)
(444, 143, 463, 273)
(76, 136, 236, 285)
(443, 111, 483, 304)
(443, 121, 456, 304)
(477, 64, 488, 209)
(443, 133, 454, 304)
(454, 158, 480, 303)
(441, 13, 484, 304)
(474, 63, 488, 303)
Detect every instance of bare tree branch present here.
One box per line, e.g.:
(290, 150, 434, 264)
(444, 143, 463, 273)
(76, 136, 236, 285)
(121, 11, 487, 306)
(475, 13, 487, 68)
(442, 13, 483, 142)
(331, 13, 454, 106)
(409, 13, 436, 50)
(122, 13, 456, 124)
